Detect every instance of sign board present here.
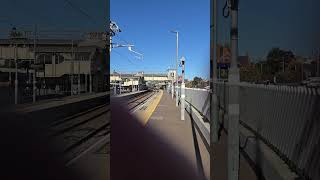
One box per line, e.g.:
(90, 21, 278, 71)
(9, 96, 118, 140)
(217, 63, 230, 69)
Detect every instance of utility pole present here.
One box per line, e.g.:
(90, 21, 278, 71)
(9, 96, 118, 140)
(180, 57, 185, 120)
(228, 0, 240, 180)
(14, 45, 18, 104)
(33, 24, 37, 103)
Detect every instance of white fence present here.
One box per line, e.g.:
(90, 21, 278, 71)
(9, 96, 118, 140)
(184, 88, 210, 120)
(184, 84, 320, 180)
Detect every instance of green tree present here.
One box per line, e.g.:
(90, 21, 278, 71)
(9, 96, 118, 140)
(240, 64, 261, 82)
(192, 77, 202, 88)
(265, 48, 295, 79)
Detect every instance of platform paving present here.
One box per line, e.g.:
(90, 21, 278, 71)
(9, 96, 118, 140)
(145, 91, 258, 180)
(15, 91, 108, 113)
(145, 91, 210, 179)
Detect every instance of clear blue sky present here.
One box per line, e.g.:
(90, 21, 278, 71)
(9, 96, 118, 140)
(1, 0, 319, 79)
(111, 0, 320, 80)
(0, 0, 106, 37)
(111, 0, 210, 80)
(218, 0, 320, 61)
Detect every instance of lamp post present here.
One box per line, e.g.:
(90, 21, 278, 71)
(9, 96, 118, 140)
(180, 56, 185, 120)
(170, 30, 179, 107)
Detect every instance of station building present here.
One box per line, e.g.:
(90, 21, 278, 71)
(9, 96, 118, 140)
(0, 29, 108, 101)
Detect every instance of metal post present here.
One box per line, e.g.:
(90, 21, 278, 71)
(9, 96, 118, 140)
(9, 49, 11, 84)
(180, 57, 185, 120)
(119, 72, 122, 94)
(89, 56, 92, 93)
(171, 79, 174, 98)
(210, 0, 220, 179)
(317, 48, 320, 77)
(33, 25, 36, 103)
(228, 1, 240, 180)
(176, 32, 179, 107)
(14, 45, 18, 104)
(28, 68, 31, 85)
(301, 63, 304, 81)
(138, 78, 140, 92)
(70, 40, 74, 96)
(85, 73, 88, 93)
(43, 55, 46, 95)
(78, 57, 81, 94)
(52, 54, 55, 77)
(210, 0, 219, 142)
(283, 57, 285, 73)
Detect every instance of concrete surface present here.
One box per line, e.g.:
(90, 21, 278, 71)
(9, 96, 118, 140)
(144, 91, 210, 179)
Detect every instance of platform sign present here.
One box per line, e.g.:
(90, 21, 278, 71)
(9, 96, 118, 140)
(217, 63, 230, 69)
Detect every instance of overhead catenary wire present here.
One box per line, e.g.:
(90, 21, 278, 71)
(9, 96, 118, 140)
(63, 0, 98, 25)
(112, 49, 140, 67)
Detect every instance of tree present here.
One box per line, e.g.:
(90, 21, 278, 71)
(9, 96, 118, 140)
(240, 63, 261, 82)
(192, 77, 202, 87)
(265, 48, 295, 79)
(185, 76, 208, 88)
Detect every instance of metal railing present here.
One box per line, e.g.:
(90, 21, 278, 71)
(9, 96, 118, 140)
(183, 84, 320, 179)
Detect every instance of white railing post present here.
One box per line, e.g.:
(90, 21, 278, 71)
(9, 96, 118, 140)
(228, 1, 240, 180)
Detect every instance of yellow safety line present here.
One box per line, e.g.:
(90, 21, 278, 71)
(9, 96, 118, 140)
(136, 90, 163, 126)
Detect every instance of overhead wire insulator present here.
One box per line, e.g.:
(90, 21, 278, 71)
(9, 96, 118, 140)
(110, 21, 121, 36)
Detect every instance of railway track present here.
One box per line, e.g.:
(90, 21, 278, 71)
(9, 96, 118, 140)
(48, 103, 110, 164)
(126, 91, 156, 111)
(48, 90, 156, 165)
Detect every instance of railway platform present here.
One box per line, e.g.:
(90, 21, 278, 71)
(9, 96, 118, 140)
(15, 91, 109, 113)
(119, 90, 259, 180)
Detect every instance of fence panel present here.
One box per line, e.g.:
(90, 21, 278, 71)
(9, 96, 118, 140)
(184, 88, 210, 120)
(184, 83, 320, 179)
(215, 83, 320, 179)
